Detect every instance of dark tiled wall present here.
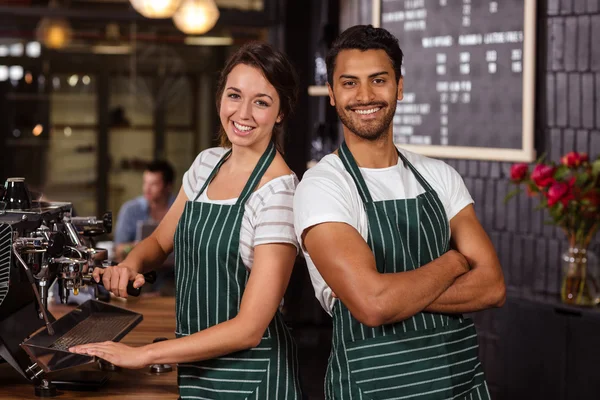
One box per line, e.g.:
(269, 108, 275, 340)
(446, 0, 600, 296)
(452, 2, 600, 397)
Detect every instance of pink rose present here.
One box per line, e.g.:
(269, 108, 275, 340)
(546, 179, 575, 207)
(531, 164, 555, 188)
(561, 152, 587, 168)
(510, 163, 528, 182)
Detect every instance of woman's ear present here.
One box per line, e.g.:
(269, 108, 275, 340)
(276, 114, 283, 124)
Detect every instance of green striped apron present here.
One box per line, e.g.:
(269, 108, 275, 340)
(326, 142, 489, 400)
(174, 142, 303, 400)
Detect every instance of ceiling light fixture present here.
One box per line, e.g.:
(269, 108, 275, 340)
(36, 18, 73, 49)
(130, 0, 182, 18)
(173, 0, 220, 35)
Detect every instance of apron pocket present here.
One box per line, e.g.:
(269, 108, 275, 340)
(178, 338, 273, 400)
(345, 318, 486, 400)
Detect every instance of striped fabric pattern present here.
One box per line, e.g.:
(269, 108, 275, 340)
(183, 147, 299, 269)
(324, 142, 489, 400)
(174, 142, 303, 399)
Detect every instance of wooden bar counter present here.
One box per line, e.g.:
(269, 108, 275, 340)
(0, 296, 179, 400)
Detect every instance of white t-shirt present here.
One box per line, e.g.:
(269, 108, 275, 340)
(183, 147, 299, 270)
(293, 147, 473, 314)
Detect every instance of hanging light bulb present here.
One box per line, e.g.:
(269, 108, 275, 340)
(36, 17, 73, 49)
(130, 0, 182, 18)
(173, 0, 219, 35)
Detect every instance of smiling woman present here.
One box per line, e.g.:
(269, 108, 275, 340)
(71, 42, 305, 400)
(215, 42, 299, 154)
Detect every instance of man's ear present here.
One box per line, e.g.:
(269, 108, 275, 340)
(397, 76, 404, 101)
(327, 83, 335, 107)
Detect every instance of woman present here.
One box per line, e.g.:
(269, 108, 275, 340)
(70, 42, 304, 399)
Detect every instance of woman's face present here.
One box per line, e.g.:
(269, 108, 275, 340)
(219, 64, 282, 150)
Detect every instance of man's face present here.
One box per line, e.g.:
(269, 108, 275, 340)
(328, 49, 403, 141)
(142, 171, 170, 203)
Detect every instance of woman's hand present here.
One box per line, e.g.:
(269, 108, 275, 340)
(92, 264, 145, 298)
(69, 341, 150, 369)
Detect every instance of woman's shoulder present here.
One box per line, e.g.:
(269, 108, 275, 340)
(191, 147, 229, 170)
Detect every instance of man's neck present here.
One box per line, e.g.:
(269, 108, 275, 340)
(342, 128, 398, 169)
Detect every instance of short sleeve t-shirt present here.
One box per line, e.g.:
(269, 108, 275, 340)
(183, 147, 299, 269)
(293, 147, 473, 314)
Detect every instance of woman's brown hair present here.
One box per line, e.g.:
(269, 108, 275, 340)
(215, 42, 299, 154)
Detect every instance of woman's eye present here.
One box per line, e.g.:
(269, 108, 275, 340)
(227, 93, 240, 99)
(255, 100, 269, 107)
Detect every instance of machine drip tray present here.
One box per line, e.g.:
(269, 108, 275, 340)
(21, 300, 142, 373)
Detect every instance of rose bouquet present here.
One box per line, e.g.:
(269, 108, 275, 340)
(507, 152, 600, 305)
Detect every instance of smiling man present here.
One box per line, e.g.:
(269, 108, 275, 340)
(293, 25, 505, 399)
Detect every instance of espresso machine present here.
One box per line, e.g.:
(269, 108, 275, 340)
(0, 177, 154, 396)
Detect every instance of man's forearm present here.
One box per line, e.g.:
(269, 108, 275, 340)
(369, 250, 468, 325)
(424, 266, 506, 314)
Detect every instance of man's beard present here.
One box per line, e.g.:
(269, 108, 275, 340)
(334, 98, 397, 141)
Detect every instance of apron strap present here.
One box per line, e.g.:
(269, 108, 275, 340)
(236, 141, 276, 207)
(339, 141, 436, 204)
(338, 141, 374, 204)
(397, 151, 435, 192)
(194, 149, 232, 201)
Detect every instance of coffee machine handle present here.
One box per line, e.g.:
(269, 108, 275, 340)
(96, 269, 157, 297)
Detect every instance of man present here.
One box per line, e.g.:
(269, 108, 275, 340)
(294, 25, 505, 399)
(114, 160, 176, 261)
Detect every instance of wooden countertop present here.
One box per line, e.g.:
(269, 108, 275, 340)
(0, 296, 179, 400)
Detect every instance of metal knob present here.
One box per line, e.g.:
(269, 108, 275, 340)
(149, 337, 173, 374)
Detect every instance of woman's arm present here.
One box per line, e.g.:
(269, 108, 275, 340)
(92, 186, 188, 298)
(71, 242, 297, 366)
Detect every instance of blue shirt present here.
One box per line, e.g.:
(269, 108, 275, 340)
(114, 195, 176, 245)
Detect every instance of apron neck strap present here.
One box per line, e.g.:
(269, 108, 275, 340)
(194, 149, 232, 201)
(397, 151, 434, 192)
(338, 141, 374, 204)
(338, 141, 435, 204)
(236, 142, 276, 206)
(193, 142, 276, 205)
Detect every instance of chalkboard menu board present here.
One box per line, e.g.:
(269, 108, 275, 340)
(373, 0, 536, 161)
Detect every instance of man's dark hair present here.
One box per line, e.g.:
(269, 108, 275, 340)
(326, 25, 404, 87)
(146, 160, 175, 186)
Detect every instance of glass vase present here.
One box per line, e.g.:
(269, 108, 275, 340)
(560, 246, 600, 306)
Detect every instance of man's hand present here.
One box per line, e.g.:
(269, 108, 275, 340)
(93, 265, 145, 298)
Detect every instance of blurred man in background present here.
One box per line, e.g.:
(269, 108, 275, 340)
(114, 160, 176, 262)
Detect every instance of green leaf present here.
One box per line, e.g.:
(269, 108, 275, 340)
(536, 152, 547, 164)
(592, 159, 600, 177)
(504, 188, 521, 204)
(576, 172, 590, 186)
(554, 165, 570, 181)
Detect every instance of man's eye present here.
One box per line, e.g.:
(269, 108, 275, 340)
(343, 81, 356, 87)
(373, 78, 385, 84)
